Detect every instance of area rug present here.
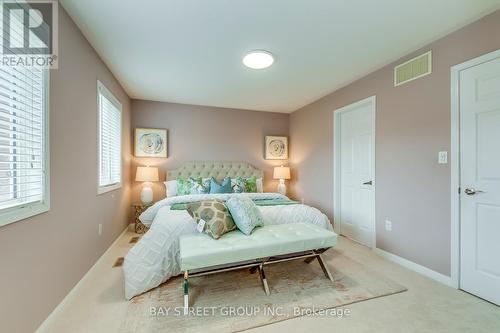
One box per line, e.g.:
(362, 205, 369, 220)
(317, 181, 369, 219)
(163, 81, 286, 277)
(119, 249, 407, 332)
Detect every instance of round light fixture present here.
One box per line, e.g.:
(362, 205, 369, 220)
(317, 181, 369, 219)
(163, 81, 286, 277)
(242, 50, 274, 69)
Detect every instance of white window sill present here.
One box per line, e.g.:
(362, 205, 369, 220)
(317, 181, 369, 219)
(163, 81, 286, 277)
(98, 183, 122, 195)
(0, 201, 50, 228)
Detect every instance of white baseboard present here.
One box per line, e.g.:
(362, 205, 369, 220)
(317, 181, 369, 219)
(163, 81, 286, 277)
(373, 247, 455, 288)
(36, 225, 131, 332)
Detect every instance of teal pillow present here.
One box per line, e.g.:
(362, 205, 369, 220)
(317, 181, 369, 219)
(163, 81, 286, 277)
(209, 177, 232, 194)
(226, 196, 264, 235)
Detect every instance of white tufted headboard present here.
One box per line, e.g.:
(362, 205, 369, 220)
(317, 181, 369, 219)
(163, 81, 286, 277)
(166, 161, 263, 181)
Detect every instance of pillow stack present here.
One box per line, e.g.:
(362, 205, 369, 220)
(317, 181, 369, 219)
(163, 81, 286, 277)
(187, 195, 264, 239)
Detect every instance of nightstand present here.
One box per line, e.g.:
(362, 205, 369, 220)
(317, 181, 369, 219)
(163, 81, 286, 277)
(132, 204, 151, 234)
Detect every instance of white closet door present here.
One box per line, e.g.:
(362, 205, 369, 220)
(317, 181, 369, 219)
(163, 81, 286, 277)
(338, 98, 375, 247)
(459, 56, 500, 306)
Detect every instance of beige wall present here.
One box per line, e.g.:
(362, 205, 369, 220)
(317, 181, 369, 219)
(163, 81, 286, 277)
(131, 100, 289, 203)
(289, 10, 500, 276)
(0, 6, 132, 333)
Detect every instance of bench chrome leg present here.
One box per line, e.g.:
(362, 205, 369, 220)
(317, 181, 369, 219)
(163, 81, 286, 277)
(183, 271, 189, 314)
(258, 264, 270, 295)
(317, 254, 334, 281)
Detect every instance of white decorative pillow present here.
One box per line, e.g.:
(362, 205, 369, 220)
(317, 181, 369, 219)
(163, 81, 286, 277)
(256, 178, 263, 193)
(164, 180, 177, 197)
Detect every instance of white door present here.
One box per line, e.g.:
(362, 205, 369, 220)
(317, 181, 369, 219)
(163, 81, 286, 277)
(459, 55, 500, 305)
(336, 97, 375, 247)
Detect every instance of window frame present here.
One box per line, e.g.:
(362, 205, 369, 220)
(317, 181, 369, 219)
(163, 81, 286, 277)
(97, 80, 122, 195)
(0, 69, 50, 227)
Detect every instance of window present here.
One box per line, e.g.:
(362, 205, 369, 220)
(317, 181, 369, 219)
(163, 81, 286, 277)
(0, 66, 49, 226)
(97, 81, 122, 194)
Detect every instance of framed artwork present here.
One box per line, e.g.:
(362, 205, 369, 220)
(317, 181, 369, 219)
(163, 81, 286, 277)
(134, 128, 167, 158)
(265, 136, 288, 160)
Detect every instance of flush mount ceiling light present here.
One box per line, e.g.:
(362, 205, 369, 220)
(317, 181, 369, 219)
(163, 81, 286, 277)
(242, 50, 274, 69)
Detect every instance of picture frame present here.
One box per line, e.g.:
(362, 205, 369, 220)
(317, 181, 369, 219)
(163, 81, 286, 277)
(134, 128, 168, 158)
(265, 135, 288, 160)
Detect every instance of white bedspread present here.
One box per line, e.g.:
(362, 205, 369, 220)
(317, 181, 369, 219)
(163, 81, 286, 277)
(123, 193, 332, 299)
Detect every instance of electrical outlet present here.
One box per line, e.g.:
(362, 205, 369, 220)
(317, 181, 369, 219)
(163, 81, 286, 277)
(385, 220, 392, 232)
(98, 224, 102, 236)
(301, 198, 305, 204)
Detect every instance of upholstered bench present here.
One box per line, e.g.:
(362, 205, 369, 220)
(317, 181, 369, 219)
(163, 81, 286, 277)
(179, 223, 338, 311)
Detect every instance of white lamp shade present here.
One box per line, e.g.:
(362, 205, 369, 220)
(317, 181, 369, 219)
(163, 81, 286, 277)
(136, 166, 159, 182)
(273, 166, 290, 180)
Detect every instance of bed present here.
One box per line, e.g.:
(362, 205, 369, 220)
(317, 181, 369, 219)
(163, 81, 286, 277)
(123, 161, 333, 300)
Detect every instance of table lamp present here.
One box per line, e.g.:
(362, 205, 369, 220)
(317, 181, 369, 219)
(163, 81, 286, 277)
(273, 165, 291, 196)
(136, 166, 159, 205)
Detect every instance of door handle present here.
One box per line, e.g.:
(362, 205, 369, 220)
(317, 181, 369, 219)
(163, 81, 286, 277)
(464, 188, 485, 196)
(363, 180, 373, 185)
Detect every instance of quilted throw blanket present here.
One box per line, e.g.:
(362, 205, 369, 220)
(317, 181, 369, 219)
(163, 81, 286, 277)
(169, 197, 298, 210)
(123, 193, 332, 299)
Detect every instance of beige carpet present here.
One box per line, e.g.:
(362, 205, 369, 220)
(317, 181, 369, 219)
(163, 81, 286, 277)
(119, 249, 406, 333)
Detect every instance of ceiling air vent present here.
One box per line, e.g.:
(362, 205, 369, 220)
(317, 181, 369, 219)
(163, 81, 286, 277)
(394, 51, 432, 86)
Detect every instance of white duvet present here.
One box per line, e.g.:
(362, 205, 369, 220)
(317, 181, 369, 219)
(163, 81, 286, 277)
(123, 193, 332, 300)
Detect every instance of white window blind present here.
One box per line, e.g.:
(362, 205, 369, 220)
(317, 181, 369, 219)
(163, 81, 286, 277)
(0, 4, 49, 226)
(98, 81, 121, 193)
(0, 65, 48, 219)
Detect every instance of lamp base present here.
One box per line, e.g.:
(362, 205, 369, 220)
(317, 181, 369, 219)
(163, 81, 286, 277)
(277, 179, 287, 196)
(140, 182, 153, 205)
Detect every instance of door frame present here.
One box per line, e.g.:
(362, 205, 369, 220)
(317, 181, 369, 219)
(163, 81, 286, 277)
(333, 95, 376, 248)
(450, 48, 500, 289)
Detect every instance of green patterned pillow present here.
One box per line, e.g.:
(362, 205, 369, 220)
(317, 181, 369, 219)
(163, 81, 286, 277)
(233, 177, 245, 193)
(201, 178, 211, 193)
(177, 177, 210, 195)
(189, 177, 210, 194)
(187, 199, 236, 239)
(232, 176, 258, 193)
(244, 176, 257, 192)
(176, 177, 191, 195)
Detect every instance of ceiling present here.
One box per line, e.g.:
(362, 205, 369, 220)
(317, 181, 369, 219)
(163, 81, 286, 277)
(61, 0, 500, 113)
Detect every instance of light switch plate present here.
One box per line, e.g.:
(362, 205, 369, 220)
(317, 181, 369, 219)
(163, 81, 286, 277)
(385, 220, 392, 232)
(438, 151, 448, 164)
